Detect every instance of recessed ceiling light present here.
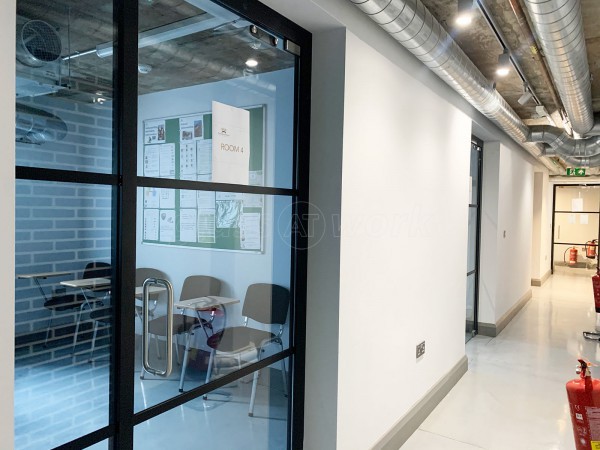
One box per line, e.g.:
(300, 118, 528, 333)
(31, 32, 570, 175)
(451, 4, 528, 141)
(245, 58, 258, 68)
(456, 0, 474, 27)
(496, 67, 510, 77)
(455, 14, 473, 26)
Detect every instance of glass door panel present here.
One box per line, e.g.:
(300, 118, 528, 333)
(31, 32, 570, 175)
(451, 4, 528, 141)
(134, 357, 290, 449)
(15, 0, 117, 446)
(133, 1, 299, 447)
(466, 140, 482, 343)
(15, 180, 115, 449)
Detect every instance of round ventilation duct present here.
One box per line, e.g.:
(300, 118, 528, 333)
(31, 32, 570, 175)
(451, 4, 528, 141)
(16, 104, 68, 144)
(16, 20, 62, 68)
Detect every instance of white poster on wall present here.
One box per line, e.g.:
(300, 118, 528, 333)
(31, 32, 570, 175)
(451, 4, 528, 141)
(211, 101, 250, 185)
(572, 197, 584, 212)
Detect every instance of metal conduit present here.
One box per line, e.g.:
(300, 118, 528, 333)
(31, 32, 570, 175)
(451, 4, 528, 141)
(528, 126, 600, 157)
(522, 0, 593, 135)
(349, 0, 558, 173)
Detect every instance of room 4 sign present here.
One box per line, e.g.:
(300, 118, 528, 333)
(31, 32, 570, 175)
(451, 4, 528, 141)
(567, 168, 586, 177)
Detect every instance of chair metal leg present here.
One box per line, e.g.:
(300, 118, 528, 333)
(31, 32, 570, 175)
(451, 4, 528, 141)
(249, 369, 260, 416)
(89, 321, 99, 363)
(174, 334, 181, 365)
(71, 304, 86, 362)
(178, 331, 193, 392)
(280, 354, 288, 397)
(203, 349, 216, 400)
(44, 310, 55, 347)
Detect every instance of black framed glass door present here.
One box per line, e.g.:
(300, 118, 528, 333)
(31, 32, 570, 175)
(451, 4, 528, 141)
(466, 138, 482, 342)
(14, 0, 311, 448)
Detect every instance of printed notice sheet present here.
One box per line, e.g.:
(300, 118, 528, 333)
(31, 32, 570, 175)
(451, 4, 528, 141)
(180, 209, 197, 242)
(198, 209, 216, 243)
(240, 212, 261, 250)
(159, 210, 176, 242)
(160, 189, 175, 209)
(180, 143, 197, 180)
(180, 190, 197, 209)
(144, 146, 160, 178)
(159, 144, 176, 178)
(144, 209, 159, 241)
(197, 139, 212, 181)
(144, 187, 160, 209)
(212, 101, 250, 185)
(144, 119, 165, 145)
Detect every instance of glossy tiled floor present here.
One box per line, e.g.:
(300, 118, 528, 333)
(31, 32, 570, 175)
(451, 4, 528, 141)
(402, 271, 600, 450)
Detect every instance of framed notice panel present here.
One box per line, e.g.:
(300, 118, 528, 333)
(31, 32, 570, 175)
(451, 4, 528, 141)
(142, 105, 265, 253)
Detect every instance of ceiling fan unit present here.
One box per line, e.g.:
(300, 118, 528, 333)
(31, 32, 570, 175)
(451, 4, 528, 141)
(15, 17, 67, 98)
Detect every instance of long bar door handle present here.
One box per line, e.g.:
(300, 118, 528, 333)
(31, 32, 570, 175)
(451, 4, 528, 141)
(142, 277, 174, 377)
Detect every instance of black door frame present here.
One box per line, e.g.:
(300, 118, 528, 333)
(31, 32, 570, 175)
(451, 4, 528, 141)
(467, 136, 483, 338)
(16, 0, 312, 448)
(550, 183, 600, 274)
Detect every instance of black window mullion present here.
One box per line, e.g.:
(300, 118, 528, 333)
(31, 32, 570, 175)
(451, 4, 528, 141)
(111, 0, 139, 447)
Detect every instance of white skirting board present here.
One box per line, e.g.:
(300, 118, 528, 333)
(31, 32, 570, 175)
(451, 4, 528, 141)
(371, 355, 468, 450)
(531, 270, 551, 287)
(478, 289, 532, 337)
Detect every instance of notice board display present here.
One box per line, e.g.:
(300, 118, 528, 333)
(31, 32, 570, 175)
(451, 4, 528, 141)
(142, 105, 265, 253)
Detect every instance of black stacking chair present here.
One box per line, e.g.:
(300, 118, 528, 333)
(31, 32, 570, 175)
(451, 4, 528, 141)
(43, 261, 111, 347)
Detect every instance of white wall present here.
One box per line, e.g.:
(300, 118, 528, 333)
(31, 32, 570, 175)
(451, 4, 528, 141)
(479, 142, 534, 325)
(531, 170, 552, 281)
(304, 28, 346, 450)
(136, 70, 294, 340)
(1, 0, 15, 447)
(336, 32, 471, 449)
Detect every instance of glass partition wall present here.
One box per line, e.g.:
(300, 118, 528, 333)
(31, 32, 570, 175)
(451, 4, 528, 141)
(14, 1, 311, 448)
(552, 185, 600, 273)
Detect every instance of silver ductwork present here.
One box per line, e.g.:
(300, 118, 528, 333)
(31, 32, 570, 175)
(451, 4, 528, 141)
(527, 126, 600, 157)
(522, 0, 593, 135)
(348, 0, 557, 173)
(16, 104, 68, 144)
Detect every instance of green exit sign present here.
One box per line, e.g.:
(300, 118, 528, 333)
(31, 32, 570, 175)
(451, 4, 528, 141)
(567, 168, 586, 177)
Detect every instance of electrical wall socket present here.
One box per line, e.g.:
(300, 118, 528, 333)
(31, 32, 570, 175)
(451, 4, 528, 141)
(416, 341, 426, 359)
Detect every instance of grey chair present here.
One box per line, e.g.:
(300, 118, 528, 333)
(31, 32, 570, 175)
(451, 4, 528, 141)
(203, 283, 290, 416)
(142, 275, 221, 379)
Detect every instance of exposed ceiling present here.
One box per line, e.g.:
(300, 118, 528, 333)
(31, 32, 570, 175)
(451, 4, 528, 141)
(420, 0, 600, 164)
(16, 0, 293, 100)
(15, 0, 600, 173)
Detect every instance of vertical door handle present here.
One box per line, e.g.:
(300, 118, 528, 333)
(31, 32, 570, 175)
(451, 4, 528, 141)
(558, 225, 561, 240)
(142, 277, 174, 377)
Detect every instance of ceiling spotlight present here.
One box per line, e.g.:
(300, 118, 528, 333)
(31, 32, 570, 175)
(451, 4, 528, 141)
(518, 85, 533, 105)
(456, 0, 474, 26)
(245, 58, 258, 68)
(496, 50, 511, 77)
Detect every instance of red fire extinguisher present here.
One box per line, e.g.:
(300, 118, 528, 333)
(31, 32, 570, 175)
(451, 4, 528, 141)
(569, 247, 579, 265)
(567, 360, 600, 450)
(593, 270, 600, 314)
(587, 240, 598, 259)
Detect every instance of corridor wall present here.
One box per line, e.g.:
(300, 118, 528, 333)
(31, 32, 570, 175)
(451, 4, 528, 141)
(1, 0, 16, 446)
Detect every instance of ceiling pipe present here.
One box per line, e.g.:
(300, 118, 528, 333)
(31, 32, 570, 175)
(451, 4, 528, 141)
(527, 125, 600, 158)
(522, 0, 593, 135)
(505, 0, 565, 116)
(347, 0, 559, 173)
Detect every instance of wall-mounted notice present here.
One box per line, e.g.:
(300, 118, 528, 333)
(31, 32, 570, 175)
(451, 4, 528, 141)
(572, 197, 584, 212)
(211, 101, 250, 185)
(141, 105, 265, 253)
